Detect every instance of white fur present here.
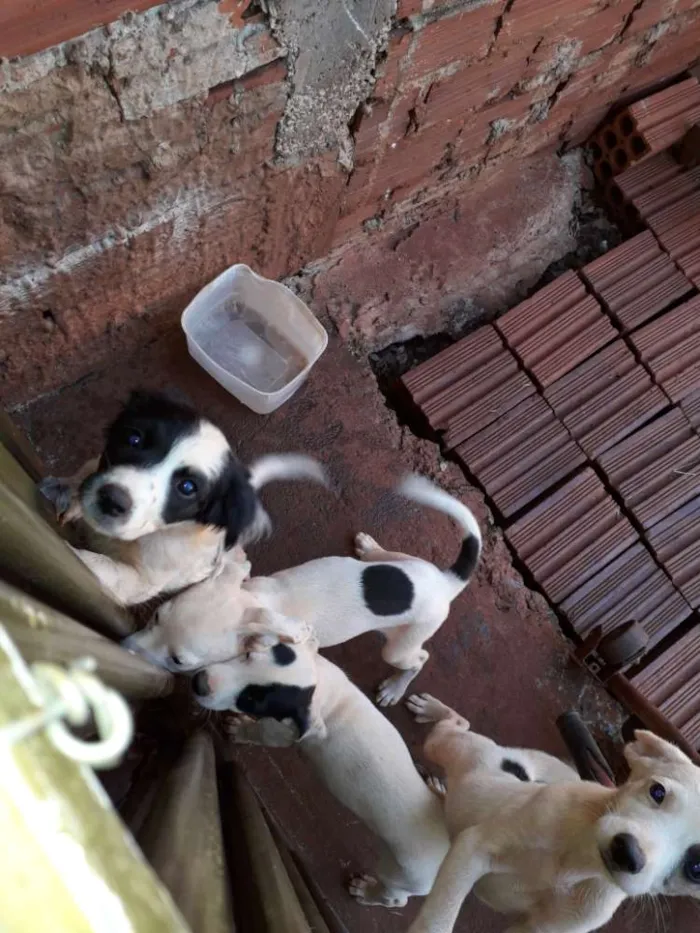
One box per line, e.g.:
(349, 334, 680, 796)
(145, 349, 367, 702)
(81, 421, 230, 540)
(197, 625, 451, 908)
(128, 475, 481, 701)
(44, 445, 326, 606)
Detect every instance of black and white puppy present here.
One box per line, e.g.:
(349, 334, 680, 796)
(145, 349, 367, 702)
(41, 389, 326, 607)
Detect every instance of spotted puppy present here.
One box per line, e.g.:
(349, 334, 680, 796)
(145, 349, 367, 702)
(126, 474, 482, 704)
(40, 389, 326, 606)
(192, 609, 451, 908)
(405, 693, 700, 933)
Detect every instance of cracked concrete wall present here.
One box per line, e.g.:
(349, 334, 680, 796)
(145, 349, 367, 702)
(1, 0, 699, 404)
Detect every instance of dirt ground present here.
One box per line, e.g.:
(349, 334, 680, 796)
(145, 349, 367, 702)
(14, 323, 699, 933)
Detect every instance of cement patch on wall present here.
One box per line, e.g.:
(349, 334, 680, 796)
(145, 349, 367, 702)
(268, 0, 395, 166)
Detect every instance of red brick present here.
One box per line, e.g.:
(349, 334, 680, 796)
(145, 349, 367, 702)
(624, 0, 682, 36)
(397, 0, 423, 16)
(422, 47, 530, 129)
(366, 117, 463, 199)
(404, 2, 506, 81)
(219, 0, 264, 29)
(374, 29, 414, 101)
(236, 58, 288, 93)
(0, 0, 162, 58)
(352, 100, 393, 165)
(577, 2, 639, 55)
(496, 0, 599, 47)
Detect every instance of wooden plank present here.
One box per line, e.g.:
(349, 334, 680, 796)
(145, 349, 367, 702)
(0, 470, 131, 639)
(0, 578, 172, 699)
(0, 623, 190, 933)
(138, 732, 234, 933)
(0, 408, 44, 483)
(232, 768, 312, 933)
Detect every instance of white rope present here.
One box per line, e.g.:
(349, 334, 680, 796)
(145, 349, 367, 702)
(0, 655, 133, 770)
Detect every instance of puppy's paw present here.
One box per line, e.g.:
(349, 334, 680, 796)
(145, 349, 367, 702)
(348, 874, 408, 909)
(354, 532, 380, 559)
(38, 476, 75, 521)
(376, 670, 415, 707)
(406, 693, 463, 725)
(425, 774, 447, 798)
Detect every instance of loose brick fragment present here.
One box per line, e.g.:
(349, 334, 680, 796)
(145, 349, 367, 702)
(631, 626, 700, 751)
(561, 542, 690, 650)
(453, 393, 585, 519)
(506, 469, 638, 603)
(580, 231, 694, 331)
(617, 77, 700, 162)
(611, 151, 683, 207)
(631, 296, 700, 404)
(545, 341, 669, 458)
(648, 495, 700, 609)
(648, 189, 700, 274)
(495, 271, 616, 387)
(400, 326, 535, 446)
(599, 407, 700, 530)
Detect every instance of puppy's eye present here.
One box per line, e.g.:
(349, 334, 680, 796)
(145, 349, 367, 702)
(127, 429, 143, 448)
(649, 782, 666, 804)
(169, 654, 182, 666)
(176, 477, 197, 497)
(684, 845, 700, 883)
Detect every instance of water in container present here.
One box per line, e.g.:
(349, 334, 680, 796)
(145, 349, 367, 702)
(190, 298, 306, 393)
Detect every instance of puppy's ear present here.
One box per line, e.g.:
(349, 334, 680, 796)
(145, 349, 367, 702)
(242, 632, 279, 654)
(240, 608, 313, 646)
(624, 731, 692, 768)
(199, 459, 260, 550)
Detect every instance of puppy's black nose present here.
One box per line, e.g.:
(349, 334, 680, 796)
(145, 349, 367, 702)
(97, 483, 132, 517)
(192, 671, 210, 697)
(610, 833, 646, 874)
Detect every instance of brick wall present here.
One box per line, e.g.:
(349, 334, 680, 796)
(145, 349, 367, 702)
(341, 0, 700, 236)
(0, 0, 698, 403)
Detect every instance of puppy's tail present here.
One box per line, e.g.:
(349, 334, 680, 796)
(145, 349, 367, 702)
(248, 455, 328, 490)
(397, 474, 482, 590)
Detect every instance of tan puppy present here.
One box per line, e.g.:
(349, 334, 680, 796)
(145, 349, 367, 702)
(126, 474, 482, 704)
(405, 693, 700, 933)
(191, 612, 451, 908)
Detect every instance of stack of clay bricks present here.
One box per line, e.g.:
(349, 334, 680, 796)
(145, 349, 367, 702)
(401, 118, 700, 750)
(591, 74, 700, 184)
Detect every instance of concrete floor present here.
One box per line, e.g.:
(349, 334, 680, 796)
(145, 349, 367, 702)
(15, 324, 699, 932)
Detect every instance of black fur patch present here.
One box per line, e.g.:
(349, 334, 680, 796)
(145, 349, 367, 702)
(94, 389, 259, 548)
(362, 564, 414, 616)
(272, 643, 296, 666)
(195, 453, 258, 549)
(451, 535, 481, 582)
(501, 758, 530, 782)
(236, 683, 316, 738)
(100, 390, 200, 470)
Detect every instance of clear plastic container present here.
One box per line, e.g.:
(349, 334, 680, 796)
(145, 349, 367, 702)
(181, 265, 328, 414)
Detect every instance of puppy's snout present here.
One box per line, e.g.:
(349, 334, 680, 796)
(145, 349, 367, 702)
(192, 671, 210, 697)
(609, 833, 646, 875)
(97, 483, 132, 518)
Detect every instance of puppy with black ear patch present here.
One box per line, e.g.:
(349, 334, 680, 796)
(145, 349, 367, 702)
(39, 389, 327, 606)
(194, 608, 451, 909)
(130, 473, 481, 702)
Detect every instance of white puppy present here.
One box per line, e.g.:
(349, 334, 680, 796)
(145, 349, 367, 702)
(124, 474, 482, 704)
(404, 693, 700, 933)
(192, 610, 451, 908)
